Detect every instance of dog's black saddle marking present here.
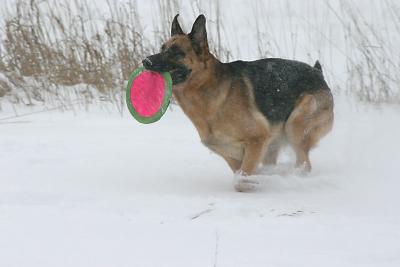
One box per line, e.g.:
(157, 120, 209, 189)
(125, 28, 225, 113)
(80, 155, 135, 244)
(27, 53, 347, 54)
(220, 58, 328, 123)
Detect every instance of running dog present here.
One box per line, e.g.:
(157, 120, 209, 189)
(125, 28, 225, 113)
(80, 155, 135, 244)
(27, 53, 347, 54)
(142, 15, 334, 191)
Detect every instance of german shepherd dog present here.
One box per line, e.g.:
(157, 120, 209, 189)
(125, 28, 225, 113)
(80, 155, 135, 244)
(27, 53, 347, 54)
(142, 15, 334, 191)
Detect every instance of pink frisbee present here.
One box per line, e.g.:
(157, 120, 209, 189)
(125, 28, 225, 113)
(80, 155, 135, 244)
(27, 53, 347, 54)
(126, 67, 172, 124)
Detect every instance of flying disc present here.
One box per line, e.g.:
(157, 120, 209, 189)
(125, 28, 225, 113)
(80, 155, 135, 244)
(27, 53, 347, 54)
(126, 66, 172, 124)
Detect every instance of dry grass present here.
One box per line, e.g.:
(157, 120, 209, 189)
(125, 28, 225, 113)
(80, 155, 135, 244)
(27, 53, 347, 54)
(0, 0, 234, 111)
(0, 0, 157, 111)
(331, 0, 400, 103)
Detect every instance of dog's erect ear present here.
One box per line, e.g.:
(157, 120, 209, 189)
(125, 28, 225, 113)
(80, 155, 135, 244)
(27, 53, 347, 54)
(189, 15, 209, 55)
(171, 14, 184, 36)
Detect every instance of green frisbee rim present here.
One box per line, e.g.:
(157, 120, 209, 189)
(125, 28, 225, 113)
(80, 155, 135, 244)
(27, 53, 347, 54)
(126, 66, 172, 124)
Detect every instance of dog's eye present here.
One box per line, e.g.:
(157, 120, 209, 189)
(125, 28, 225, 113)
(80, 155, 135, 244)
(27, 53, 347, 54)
(165, 45, 185, 61)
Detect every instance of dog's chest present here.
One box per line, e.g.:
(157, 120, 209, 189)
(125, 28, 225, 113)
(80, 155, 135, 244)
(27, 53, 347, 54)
(201, 126, 245, 160)
(173, 88, 245, 160)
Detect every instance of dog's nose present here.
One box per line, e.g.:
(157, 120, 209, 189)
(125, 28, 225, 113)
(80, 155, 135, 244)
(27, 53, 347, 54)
(142, 58, 152, 69)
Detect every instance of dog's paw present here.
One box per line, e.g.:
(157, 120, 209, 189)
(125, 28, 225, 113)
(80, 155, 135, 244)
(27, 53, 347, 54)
(233, 173, 260, 192)
(294, 162, 312, 176)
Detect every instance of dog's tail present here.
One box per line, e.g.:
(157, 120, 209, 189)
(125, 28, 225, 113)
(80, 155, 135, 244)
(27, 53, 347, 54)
(313, 60, 323, 76)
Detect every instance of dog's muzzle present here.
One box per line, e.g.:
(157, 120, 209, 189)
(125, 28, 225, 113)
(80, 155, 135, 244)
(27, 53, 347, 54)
(142, 54, 174, 72)
(142, 58, 153, 69)
(142, 54, 191, 85)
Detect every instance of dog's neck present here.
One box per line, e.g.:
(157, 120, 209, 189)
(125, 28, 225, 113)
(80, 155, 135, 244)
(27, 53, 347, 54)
(173, 55, 220, 93)
(172, 55, 227, 139)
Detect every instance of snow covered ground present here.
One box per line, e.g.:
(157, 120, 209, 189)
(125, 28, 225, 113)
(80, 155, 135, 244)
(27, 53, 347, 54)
(1, 97, 400, 267)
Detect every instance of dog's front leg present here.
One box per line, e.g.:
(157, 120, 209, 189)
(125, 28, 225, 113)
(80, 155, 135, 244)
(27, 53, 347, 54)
(234, 135, 270, 192)
(221, 154, 242, 172)
(241, 135, 270, 175)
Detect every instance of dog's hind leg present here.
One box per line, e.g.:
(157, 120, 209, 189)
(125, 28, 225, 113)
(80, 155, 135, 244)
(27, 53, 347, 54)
(285, 91, 334, 172)
(262, 139, 282, 166)
(262, 123, 284, 167)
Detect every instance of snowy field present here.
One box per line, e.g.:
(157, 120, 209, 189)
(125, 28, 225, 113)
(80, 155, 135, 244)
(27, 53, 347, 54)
(1, 0, 400, 266)
(1, 97, 400, 267)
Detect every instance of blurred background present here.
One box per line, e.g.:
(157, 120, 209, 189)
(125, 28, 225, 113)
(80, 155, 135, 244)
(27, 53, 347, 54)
(0, 0, 399, 114)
